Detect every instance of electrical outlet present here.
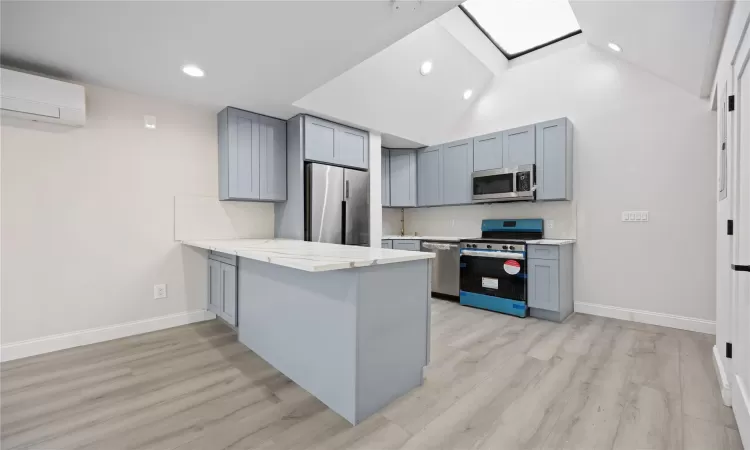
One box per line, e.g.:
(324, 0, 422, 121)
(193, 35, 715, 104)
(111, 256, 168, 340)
(154, 284, 167, 299)
(547, 219, 555, 229)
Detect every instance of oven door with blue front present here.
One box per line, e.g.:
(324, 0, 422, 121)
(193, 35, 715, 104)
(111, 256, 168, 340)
(459, 249, 528, 317)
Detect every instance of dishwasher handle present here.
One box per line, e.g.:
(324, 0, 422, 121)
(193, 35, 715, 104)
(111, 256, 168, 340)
(422, 242, 458, 251)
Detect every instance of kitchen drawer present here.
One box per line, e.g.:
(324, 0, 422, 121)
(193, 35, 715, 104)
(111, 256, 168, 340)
(209, 250, 237, 266)
(393, 240, 420, 251)
(381, 240, 393, 249)
(527, 245, 559, 260)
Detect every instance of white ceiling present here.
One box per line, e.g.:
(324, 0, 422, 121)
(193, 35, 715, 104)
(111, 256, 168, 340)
(570, 0, 732, 98)
(294, 14, 495, 146)
(0, 0, 460, 119)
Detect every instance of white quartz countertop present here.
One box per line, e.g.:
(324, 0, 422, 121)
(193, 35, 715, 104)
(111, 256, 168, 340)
(526, 239, 576, 245)
(183, 239, 434, 273)
(382, 235, 477, 242)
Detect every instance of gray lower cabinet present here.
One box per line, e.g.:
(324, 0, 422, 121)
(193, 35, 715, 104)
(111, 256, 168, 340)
(441, 139, 473, 205)
(503, 124, 536, 167)
(304, 115, 368, 170)
(417, 146, 442, 206)
(535, 118, 573, 201)
(208, 254, 238, 326)
(473, 132, 503, 171)
(218, 107, 286, 202)
(381, 148, 390, 207)
(389, 149, 417, 207)
(381, 240, 393, 249)
(528, 244, 573, 322)
(392, 240, 420, 251)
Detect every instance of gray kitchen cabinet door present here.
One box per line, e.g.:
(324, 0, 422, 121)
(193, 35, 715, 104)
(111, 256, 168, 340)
(222, 108, 260, 200)
(259, 115, 287, 201)
(441, 139, 473, 205)
(535, 118, 571, 201)
(208, 259, 222, 315)
(335, 126, 369, 169)
(304, 116, 336, 163)
(473, 132, 503, 171)
(220, 262, 237, 326)
(393, 240, 420, 251)
(381, 240, 393, 249)
(381, 148, 390, 207)
(503, 125, 536, 167)
(528, 259, 560, 312)
(417, 146, 442, 206)
(390, 149, 417, 207)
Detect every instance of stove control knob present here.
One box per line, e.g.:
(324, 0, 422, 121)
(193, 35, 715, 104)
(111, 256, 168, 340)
(486, 245, 492, 249)
(471, 244, 477, 248)
(502, 245, 508, 250)
(509, 245, 516, 251)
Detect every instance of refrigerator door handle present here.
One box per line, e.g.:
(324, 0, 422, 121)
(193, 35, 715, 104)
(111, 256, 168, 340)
(345, 180, 350, 199)
(341, 200, 347, 245)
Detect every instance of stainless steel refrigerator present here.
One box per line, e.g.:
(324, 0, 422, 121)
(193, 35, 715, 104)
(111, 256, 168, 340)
(304, 163, 369, 246)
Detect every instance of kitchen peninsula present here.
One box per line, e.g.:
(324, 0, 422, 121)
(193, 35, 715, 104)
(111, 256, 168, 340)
(182, 239, 434, 425)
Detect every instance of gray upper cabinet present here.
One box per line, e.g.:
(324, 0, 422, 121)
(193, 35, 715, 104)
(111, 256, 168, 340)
(381, 148, 390, 207)
(259, 115, 287, 201)
(304, 116, 336, 163)
(389, 149, 417, 207)
(535, 118, 573, 201)
(218, 107, 286, 202)
(503, 125, 536, 167)
(417, 146, 442, 207)
(441, 140, 473, 205)
(304, 116, 368, 170)
(473, 132, 503, 171)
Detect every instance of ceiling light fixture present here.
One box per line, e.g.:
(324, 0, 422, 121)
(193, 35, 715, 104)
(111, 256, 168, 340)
(463, 89, 473, 100)
(420, 60, 433, 76)
(181, 64, 205, 77)
(607, 42, 622, 53)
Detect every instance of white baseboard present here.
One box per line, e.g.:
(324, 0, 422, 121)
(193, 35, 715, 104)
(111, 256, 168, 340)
(713, 345, 733, 406)
(734, 375, 750, 447)
(574, 302, 715, 335)
(1, 310, 217, 362)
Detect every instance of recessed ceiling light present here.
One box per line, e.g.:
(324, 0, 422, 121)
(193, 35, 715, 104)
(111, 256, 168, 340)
(463, 89, 473, 100)
(608, 42, 622, 52)
(181, 64, 205, 77)
(420, 60, 433, 76)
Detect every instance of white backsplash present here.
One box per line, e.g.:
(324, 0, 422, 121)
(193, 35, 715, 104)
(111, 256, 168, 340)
(383, 207, 404, 235)
(398, 201, 576, 239)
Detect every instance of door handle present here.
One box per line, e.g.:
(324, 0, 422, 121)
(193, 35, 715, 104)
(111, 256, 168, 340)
(732, 264, 750, 272)
(345, 180, 350, 199)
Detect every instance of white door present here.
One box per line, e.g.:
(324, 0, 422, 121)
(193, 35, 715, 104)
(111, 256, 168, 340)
(731, 28, 750, 445)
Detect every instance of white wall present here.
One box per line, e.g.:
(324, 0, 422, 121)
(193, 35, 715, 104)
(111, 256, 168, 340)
(1, 84, 274, 347)
(415, 42, 717, 325)
(369, 133, 382, 246)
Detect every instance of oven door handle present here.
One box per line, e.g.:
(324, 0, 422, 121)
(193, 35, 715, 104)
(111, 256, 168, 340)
(460, 250, 525, 260)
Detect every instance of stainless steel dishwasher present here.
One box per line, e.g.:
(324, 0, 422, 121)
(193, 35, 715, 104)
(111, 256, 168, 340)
(421, 241, 460, 298)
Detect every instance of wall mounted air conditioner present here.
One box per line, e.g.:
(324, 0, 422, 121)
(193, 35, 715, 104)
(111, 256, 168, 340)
(1, 68, 86, 126)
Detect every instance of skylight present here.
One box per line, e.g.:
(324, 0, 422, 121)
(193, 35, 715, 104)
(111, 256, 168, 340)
(461, 0, 582, 59)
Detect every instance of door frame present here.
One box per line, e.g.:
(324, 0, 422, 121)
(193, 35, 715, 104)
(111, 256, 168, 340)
(730, 20, 750, 446)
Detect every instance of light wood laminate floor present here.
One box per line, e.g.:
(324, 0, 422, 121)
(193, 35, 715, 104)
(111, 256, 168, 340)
(1, 299, 741, 450)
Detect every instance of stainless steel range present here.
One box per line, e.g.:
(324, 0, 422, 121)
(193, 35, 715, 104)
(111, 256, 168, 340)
(459, 219, 544, 317)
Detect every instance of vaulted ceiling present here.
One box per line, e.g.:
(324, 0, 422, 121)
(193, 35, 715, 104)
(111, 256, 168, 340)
(0, 0, 461, 119)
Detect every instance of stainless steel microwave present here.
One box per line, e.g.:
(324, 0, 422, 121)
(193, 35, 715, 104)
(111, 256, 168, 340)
(472, 164, 535, 202)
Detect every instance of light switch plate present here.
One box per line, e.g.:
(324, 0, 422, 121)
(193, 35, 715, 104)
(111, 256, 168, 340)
(622, 211, 649, 222)
(154, 284, 167, 299)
